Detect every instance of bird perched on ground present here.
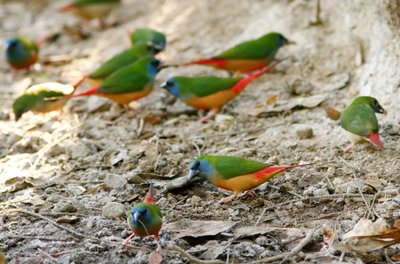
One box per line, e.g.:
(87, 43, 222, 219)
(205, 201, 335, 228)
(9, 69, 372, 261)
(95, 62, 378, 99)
(123, 185, 163, 251)
(188, 155, 311, 203)
(4, 36, 39, 76)
(12, 82, 81, 120)
(68, 56, 161, 105)
(129, 28, 166, 53)
(340, 96, 386, 152)
(88, 43, 159, 82)
(59, 0, 121, 26)
(184, 32, 292, 73)
(161, 61, 278, 122)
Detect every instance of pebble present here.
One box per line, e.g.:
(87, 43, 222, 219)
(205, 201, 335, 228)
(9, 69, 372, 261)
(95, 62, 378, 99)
(105, 174, 127, 189)
(296, 128, 314, 139)
(52, 201, 77, 213)
(102, 202, 125, 219)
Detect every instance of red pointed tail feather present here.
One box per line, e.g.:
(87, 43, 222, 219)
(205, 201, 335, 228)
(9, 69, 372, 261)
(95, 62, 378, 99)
(231, 60, 279, 94)
(253, 163, 312, 180)
(143, 185, 155, 203)
(69, 85, 100, 98)
(184, 58, 227, 68)
(368, 132, 384, 150)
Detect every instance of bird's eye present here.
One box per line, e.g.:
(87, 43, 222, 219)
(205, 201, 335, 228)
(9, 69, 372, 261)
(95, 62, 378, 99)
(166, 80, 174, 87)
(150, 59, 160, 67)
(190, 160, 200, 170)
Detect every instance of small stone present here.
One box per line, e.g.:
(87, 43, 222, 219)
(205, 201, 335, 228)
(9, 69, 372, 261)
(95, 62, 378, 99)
(102, 202, 125, 219)
(190, 196, 202, 207)
(296, 128, 314, 139)
(313, 188, 329, 197)
(105, 174, 127, 189)
(52, 201, 77, 213)
(288, 77, 314, 95)
(124, 172, 145, 184)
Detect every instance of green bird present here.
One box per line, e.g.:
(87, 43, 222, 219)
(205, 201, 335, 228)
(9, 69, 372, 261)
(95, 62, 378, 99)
(13, 82, 77, 120)
(188, 155, 311, 203)
(68, 56, 161, 105)
(129, 28, 166, 53)
(88, 43, 157, 81)
(161, 62, 277, 122)
(340, 96, 386, 152)
(123, 186, 163, 251)
(59, 0, 121, 24)
(185, 32, 292, 73)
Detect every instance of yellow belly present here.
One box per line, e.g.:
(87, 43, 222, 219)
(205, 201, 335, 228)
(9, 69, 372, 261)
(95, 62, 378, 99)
(99, 85, 153, 105)
(75, 3, 118, 19)
(210, 171, 284, 193)
(34, 99, 67, 113)
(223, 59, 268, 73)
(185, 90, 237, 110)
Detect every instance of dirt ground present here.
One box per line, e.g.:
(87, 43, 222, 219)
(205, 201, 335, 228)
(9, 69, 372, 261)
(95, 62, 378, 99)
(1, 0, 400, 263)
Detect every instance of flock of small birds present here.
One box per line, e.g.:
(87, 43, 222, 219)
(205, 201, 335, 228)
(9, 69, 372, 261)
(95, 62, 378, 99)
(2, 0, 387, 256)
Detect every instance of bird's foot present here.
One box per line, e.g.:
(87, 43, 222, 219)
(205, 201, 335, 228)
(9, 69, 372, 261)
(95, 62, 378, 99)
(240, 190, 255, 198)
(343, 143, 355, 153)
(218, 194, 236, 203)
(119, 232, 135, 251)
(199, 110, 217, 123)
(156, 241, 162, 252)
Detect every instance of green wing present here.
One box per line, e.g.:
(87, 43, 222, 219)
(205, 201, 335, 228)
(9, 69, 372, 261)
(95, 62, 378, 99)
(340, 104, 379, 136)
(18, 36, 39, 54)
(99, 64, 151, 94)
(216, 34, 279, 60)
(75, 0, 120, 6)
(174, 76, 240, 98)
(146, 203, 163, 218)
(89, 44, 152, 79)
(199, 155, 268, 179)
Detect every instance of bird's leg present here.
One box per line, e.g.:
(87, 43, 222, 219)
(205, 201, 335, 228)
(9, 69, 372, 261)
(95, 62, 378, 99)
(70, 75, 87, 89)
(121, 232, 136, 248)
(218, 192, 239, 203)
(156, 240, 162, 252)
(200, 108, 218, 123)
(240, 189, 255, 198)
(343, 143, 356, 153)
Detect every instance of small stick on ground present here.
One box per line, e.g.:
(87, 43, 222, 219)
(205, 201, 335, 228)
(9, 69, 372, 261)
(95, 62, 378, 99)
(37, 249, 59, 264)
(7, 208, 144, 251)
(170, 244, 225, 264)
(266, 184, 304, 199)
(250, 229, 315, 263)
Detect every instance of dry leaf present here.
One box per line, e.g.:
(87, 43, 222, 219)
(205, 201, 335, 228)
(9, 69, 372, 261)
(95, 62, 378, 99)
(167, 220, 236, 239)
(266, 95, 278, 106)
(251, 94, 326, 117)
(324, 107, 341, 120)
(336, 218, 400, 253)
(321, 225, 335, 251)
(148, 251, 162, 264)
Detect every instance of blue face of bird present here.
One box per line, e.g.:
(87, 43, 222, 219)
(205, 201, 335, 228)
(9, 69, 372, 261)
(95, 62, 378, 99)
(4, 39, 20, 55)
(131, 207, 148, 224)
(147, 58, 161, 77)
(277, 34, 294, 46)
(188, 159, 214, 181)
(160, 78, 180, 98)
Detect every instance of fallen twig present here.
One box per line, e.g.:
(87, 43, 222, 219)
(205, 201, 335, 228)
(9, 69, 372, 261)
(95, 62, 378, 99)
(250, 229, 315, 263)
(7, 208, 145, 251)
(170, 244, 225, 264)
(38, 248, 59, 264)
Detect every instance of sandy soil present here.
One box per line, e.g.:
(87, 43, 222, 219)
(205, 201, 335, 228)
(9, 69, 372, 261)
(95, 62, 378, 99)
(1, 0, 400, 263)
